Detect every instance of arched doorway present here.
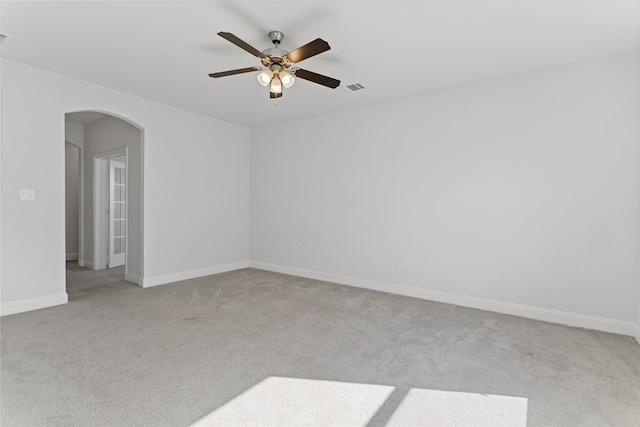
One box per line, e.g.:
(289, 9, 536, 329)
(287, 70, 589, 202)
(64, 111, 144, 286)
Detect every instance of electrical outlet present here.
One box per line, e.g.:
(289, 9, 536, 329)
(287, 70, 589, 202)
(388, 263, 395, 273)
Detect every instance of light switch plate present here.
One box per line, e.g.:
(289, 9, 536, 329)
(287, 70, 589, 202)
(20, 189, 35, 200)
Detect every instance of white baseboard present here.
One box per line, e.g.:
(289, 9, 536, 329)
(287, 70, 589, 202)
(489, 300, 636, 336)
(141, 261, 250, 288)
(65, 252, 79, 261)
(1, 293, 69, 316)
(250, 261, 637, 337)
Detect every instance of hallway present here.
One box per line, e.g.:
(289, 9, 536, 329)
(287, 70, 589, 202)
(66, 261, 127, 301)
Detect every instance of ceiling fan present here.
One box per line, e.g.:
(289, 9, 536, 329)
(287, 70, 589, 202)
(209, 31, 340, 99)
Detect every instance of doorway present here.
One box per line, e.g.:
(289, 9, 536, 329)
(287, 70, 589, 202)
(64, 111, 144, 286)
(93, 149, 127, 270)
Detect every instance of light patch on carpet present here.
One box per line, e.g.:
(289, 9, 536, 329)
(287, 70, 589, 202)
(191, 376, 395, 426)
(387, 388, 528, 426)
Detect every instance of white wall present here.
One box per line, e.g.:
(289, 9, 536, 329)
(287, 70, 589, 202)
(64, 142, 80, 260)
(1, 59, 251, 315)
(251, 54, 640, 335)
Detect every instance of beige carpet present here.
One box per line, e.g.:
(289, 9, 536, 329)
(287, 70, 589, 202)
(1, 263, 639, 426)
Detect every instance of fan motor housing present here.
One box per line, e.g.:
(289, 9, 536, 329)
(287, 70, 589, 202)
(262, 47, 288, 57)
(262, 31, 288, 66)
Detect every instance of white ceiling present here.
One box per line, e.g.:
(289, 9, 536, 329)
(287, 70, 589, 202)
(1, 1, 638, 128)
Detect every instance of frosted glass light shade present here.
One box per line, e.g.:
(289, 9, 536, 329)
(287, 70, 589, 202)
(270, 76, 282, 94)
(280, 70, 295, 88)
(257, 69, 273, 87)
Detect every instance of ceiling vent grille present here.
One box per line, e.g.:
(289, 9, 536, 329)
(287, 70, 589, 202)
(346, 83, 365, 92)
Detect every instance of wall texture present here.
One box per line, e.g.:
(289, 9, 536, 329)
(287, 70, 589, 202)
(1, 59, 251, 314)
(251, 54, 640, 335)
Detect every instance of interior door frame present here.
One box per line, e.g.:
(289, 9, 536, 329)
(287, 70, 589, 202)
(65, 140, 84, 265)
(93, 147, 128, 272)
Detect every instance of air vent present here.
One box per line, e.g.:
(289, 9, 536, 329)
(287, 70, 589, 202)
(346, 83, 365, 92)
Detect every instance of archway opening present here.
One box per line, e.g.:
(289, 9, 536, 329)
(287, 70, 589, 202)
(64, 110, 144, 287)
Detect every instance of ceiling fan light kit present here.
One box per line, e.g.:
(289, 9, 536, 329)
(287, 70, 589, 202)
(257, 69, 273, 86)
(279, 70, 295, 88)
(209, 30, 340, 99)
(270, 75, 283, 94)
(257, 64, 292, 94)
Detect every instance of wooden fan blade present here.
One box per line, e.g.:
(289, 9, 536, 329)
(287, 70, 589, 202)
(270, 91, 283, 99)
(285, 38, 330, 64)
(218, 32, 268, 59)
(294, 68, 340, 89)
(208, 66, 262, 78)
